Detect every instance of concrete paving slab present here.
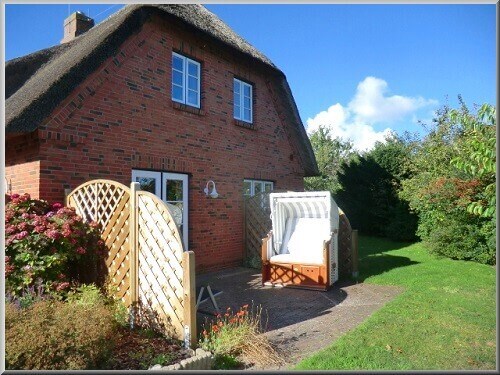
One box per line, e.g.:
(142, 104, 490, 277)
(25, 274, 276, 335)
(196, 267, 403, 370)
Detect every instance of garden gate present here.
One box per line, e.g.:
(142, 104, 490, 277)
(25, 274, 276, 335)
(244, 191, 357, 278)
(66, 180, 196, 346)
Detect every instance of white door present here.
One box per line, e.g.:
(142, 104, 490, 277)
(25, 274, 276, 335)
(162, 173, 188, 248)
(132, 170, 189, 248)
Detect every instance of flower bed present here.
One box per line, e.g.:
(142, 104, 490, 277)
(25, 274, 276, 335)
(5, 193, 106, 296)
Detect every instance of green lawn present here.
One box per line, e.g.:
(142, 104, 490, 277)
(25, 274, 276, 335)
(296, 236, 496, 370)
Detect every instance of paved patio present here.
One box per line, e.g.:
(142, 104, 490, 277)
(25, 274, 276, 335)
(196, 267, 403, 370)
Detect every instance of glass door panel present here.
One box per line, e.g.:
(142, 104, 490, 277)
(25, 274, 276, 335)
(162, 172, 189, 248)
(131, 170, 161, 195)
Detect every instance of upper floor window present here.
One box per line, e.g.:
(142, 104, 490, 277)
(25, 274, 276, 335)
(234, 78, 253, 123)
(172, 52, 200, 108)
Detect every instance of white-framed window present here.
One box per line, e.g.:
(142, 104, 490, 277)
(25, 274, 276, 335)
(172, 52, 201, 108)
(234, 78, 253, 123)
(243, 179, 273, 197)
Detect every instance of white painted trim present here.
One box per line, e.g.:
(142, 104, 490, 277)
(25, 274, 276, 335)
(172, 52, 200, 108)
(234, 78, 253, 123)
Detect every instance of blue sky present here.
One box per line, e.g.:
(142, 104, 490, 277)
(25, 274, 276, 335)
(5, 3, 496, 150)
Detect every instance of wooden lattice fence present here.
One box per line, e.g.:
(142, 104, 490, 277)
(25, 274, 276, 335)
(244, 191, 357, 278)
(66, 180, 196, 346)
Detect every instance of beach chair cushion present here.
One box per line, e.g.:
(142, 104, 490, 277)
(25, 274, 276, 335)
(274, 217, 330, 264)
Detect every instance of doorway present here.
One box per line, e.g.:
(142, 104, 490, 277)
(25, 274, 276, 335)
(131, 170, 189, 248)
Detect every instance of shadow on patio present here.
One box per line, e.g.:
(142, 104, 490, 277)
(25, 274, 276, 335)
(195, 267, 403, 367)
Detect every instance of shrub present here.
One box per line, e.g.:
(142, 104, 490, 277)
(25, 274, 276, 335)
(5, 193, 107, 296)
(425, 215, 495, 265)
(5, 298, 116, 369)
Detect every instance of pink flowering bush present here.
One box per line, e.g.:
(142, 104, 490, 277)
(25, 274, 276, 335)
(5, 193, 107, 296)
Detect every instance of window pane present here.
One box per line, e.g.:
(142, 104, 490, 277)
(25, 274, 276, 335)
(234, 79, 240, 94)
(244, 108, 251, 122)
(244, 96, 251, 110)
(173, 55, 184, 71)
(243, 181, 252, 196)
(187, 89, 199, 107)
(187, 76, 198, 91)
(254, 182, 262, 194)
(136, 177, 156, 194)
(187, 61, 199, 76)
(173, 70, 183, 86)
(243, 84, 251, 97)
(264, 182, 273, 192)
(166, 179, 183, 201)
(172, 85, 183, 101)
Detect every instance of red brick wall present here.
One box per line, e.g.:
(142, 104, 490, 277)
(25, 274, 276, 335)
(26, 17, 306, 272)
(5, 133, 41, 198)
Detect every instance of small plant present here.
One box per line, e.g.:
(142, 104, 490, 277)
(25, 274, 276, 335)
(5, 193, 107, 296)
(5, 278, 51, 309)
(199, 304, 284, 369)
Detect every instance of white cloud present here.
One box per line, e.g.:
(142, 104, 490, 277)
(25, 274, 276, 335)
(306, 76, 438, 151)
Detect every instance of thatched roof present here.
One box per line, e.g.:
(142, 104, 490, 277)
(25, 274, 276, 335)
(5, 4, 318, 176)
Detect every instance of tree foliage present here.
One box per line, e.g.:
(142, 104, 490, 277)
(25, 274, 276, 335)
(336, 135, 418, 241)
(304, 126, 357, 194)
(305, 99, 496, 265)
(400, 100, 496, 264)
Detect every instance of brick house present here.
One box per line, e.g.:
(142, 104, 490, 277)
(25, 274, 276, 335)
(5, 4, 318, 273)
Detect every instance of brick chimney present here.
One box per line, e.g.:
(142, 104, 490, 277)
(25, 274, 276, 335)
(61, 11, 94, 44)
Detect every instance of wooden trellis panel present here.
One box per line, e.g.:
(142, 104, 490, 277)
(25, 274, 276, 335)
(244, 191, 274, 262)
(135, 190, 190, 339)
(67, 180, 132, 306)
(338, 209, 353, 278)
(66, 180, 196, 346)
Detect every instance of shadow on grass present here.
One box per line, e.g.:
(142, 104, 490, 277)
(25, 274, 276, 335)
(356, 235, 419, 282)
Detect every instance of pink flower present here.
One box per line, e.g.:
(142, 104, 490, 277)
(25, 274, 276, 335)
(17, 222, 29, 231)
(62, 229, 72, 238)
(10, 193, 20, 199)
(45, 211, 55, 218)
(34, 225, 46, 233)
(15, 231, 29, 240)
(52, 202, 63, 210)
(21, 212, 30, 219)
(45, 230, 60, 240)
(19, 193, 30, 202)
(5, 263, 15, 276)
(76, 247, 86, 255)
(57, 273, 66, 280)
(56, 282, 70, 291)
(5, 224, 16, 235)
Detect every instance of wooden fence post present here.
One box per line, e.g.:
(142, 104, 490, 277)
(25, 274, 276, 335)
(129, 182, 139, 328)
(183, 250, 196, 349)
(351, 229, 359, 279)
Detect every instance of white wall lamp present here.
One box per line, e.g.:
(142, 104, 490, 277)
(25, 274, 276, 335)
(204, 180, 219, 199)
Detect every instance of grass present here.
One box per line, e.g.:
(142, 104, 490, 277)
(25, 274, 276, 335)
(296, 236, 496, 370)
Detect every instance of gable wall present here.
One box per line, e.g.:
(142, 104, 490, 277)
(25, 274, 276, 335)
(5, 133, 41, 198)
(30, 17, 305, 272)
